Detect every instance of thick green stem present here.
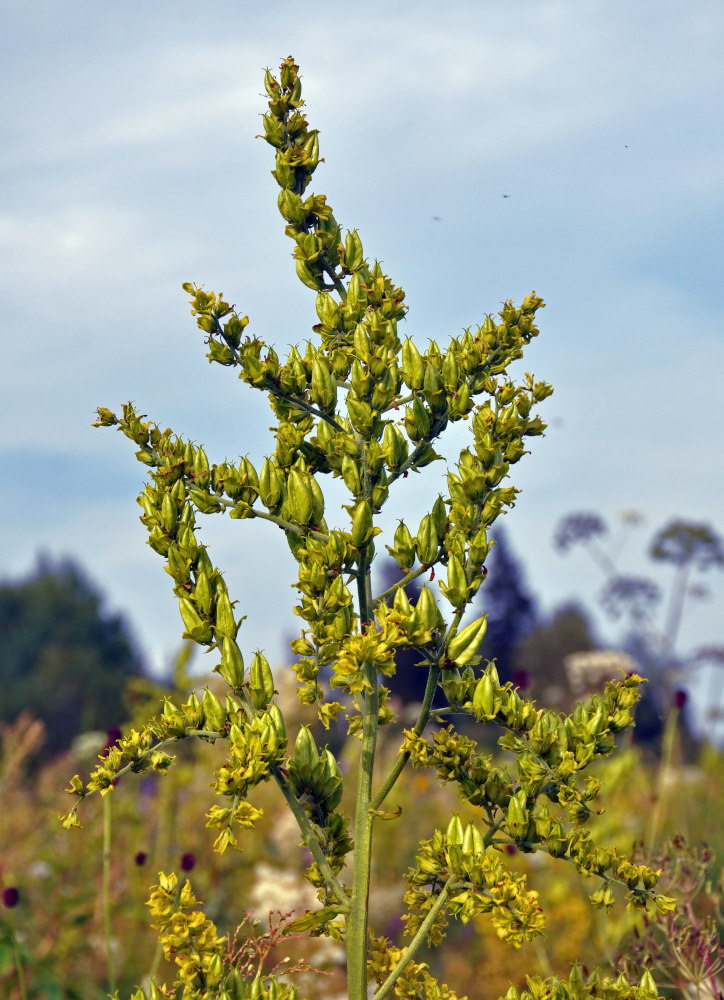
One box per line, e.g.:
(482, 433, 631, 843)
(347, 661, 379, 1000)
(103, 792, 116, 994)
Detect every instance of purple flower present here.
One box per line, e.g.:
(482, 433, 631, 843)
(512, 669, 531, 690)
(180, 853, 196, 872)
(134, 851, 148, 867)
(2, 887, 19, 909)
(104, 726, 123, 751)
(672, 689, 688, 709)
(504, 844, 517, 856)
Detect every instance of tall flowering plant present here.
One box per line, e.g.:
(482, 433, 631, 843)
(63, 57, 674, 1000)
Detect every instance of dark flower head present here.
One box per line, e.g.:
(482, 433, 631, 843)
(512, 669, 531, 691)
(104, 726, 123, 751)
(2, 887, 19, 908)
(672, 689, 688, 709)
(134, 851, 148, 867)
(180, 852, 196, 872)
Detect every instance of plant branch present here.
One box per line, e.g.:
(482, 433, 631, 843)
(372, 876, 455, 1000)
(271, 768, 350, 910)
(370, 662, 441, 812)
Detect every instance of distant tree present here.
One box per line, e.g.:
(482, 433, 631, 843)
(511, 604, 597, 709)
(554, 511, 724, 740)
(476, 526, 538, 682)
(0, 556, 144, 755)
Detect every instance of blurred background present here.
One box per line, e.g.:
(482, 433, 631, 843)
(1, 4, 723, 996)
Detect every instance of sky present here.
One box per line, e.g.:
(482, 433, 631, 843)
(2, 0, 723, 737)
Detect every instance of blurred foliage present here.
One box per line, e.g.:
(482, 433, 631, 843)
(554, 513, 724, 746)
(1, 670, 722, 1000)
(0, 557, 145, 756)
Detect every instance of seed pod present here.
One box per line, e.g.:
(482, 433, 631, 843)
(193, 447, 210, 489)
(213, 588, 237, 640)
(311, 357, 336, 410)
(381, 423, 408, 470)
(442, 553, 468, 610)
(403, 395, 431, 442)
(160, 492, 178, 535)
(347, 396, 374, 435)
(506, 789, 529, 840)
(249, 652, 275, 710)
(350, 500, 373, 548)
(442, 349, 459, 392)
(259, 458, 283, 508)
(179, 597, 213, 644)
(201, 688, 226, 731)
(389, 520, 415, 570)
(315, 291, 339, 328)
(353, 323, 371, 360)
(422, 361, 444, 413)
(401, 338, 425, 390)
(415, 514, 438, 566)
(286, 469, 314, 524)
(267, 703, 287, 742)
(341, 454, 362, 495)
(447, 615, 488, 665)
(416, 586, 444, 631)
(292, 724, 318, 775)
(218, 636, 245, 689)
(472, 674, 498, 720)
(446, 814, 464, 846)
(345, 230, 364, 272)
(166, 544, 190, 585)
(295, 258, 322, 291)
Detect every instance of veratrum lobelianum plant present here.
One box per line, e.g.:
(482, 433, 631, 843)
(63, 56, 675, 1000)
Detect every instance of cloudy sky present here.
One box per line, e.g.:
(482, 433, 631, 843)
(3, 1, 723, 734)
